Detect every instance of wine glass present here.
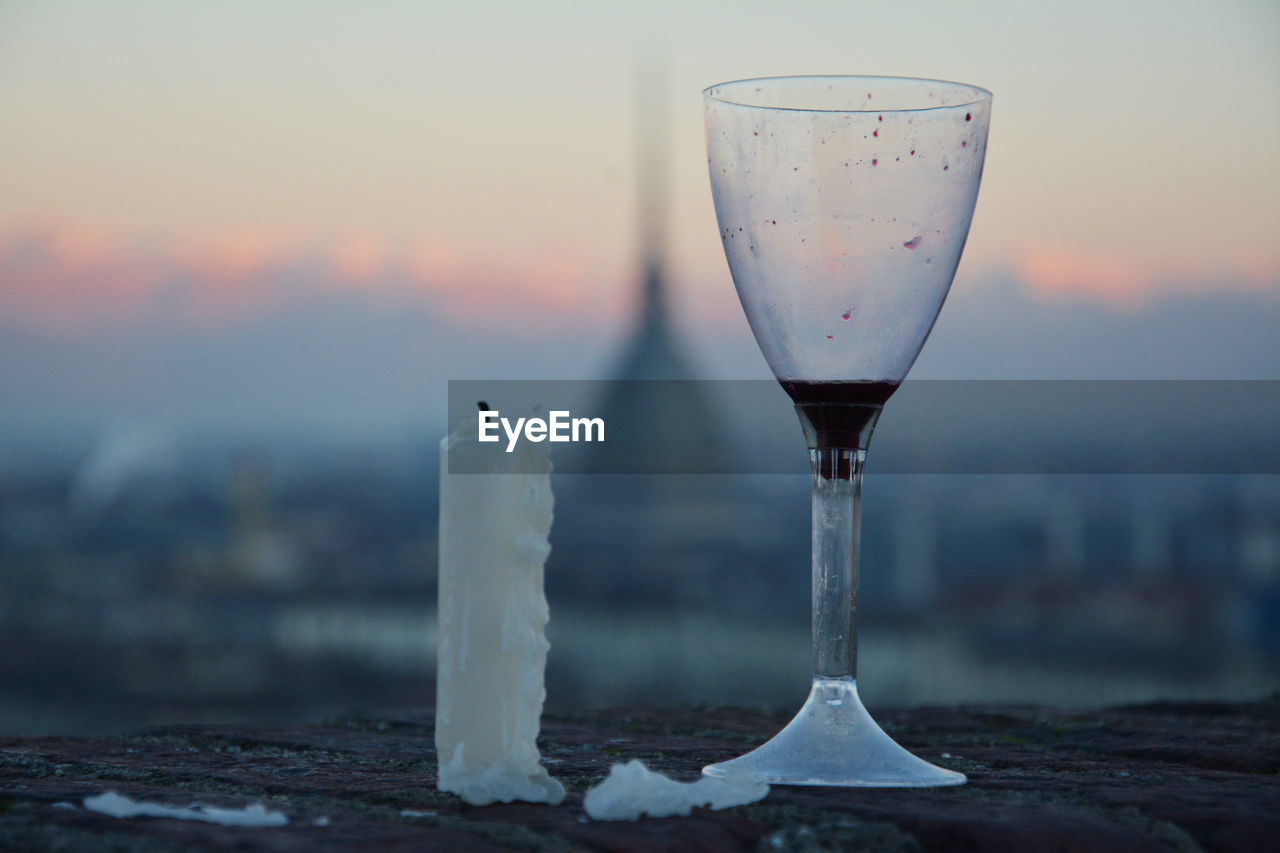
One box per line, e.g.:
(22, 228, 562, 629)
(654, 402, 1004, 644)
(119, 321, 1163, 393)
(702, 75, 991, 786)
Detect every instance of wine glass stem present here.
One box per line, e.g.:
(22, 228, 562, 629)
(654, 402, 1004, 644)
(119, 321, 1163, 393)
(810, 447, 865, 680)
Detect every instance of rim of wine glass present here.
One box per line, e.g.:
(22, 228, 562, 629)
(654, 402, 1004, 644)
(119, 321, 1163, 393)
(703, 74, 991, 114)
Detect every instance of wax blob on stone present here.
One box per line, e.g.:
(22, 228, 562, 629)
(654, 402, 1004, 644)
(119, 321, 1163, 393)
(583, 760, 769, 821)
(435, 413, 565, 806)
(83, 792, 288, 827)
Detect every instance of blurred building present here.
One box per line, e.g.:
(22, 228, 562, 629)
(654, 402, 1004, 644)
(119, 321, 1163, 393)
(550, 75, 784, 613)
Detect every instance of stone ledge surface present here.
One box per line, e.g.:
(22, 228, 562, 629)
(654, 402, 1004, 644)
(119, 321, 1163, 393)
(1, 698, 1277, 851)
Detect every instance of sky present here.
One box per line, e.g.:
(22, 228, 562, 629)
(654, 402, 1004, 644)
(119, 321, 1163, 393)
(1, 0, 1278, 439)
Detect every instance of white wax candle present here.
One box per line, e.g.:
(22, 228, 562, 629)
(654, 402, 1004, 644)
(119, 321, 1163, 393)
(435, 412, 565, 806)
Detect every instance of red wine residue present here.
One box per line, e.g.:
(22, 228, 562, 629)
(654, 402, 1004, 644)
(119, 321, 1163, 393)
(873, 129, 878, 137)
(825, 335, 833, 340)
(872, 158, 878, 166)
(841, 310, 852, 320)
(781, 380, 899, 407)
(903, 236, 921, 249)
(965, 112, 971, 121)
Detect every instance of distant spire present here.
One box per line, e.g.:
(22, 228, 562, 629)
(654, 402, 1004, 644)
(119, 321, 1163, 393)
(582, 53, 725, 476)
(634, 57, 669, 334)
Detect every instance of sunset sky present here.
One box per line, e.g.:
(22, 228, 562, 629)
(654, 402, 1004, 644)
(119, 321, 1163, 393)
(1, 1, 1278, 438)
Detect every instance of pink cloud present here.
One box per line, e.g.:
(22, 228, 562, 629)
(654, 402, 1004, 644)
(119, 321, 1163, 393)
(13, 221, 1271, 336)
(329, 232, 390, 282)
(0, 226, 166, 330)
(1015, 243, 1279, 308)
(171, 229, 308, 282)
(0, 221, 622, 333)
(1016, 244, 1152, 307)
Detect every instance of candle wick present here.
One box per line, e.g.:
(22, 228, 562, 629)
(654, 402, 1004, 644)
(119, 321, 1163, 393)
(477, 401, 489, 411)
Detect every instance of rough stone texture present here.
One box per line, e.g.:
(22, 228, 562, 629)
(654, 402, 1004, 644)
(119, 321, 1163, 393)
(1, 698, 1276, 851)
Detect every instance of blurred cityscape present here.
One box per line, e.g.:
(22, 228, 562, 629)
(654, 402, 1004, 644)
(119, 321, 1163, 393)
(2, 427, 1278, 736)
(3, 214, 1278, 736)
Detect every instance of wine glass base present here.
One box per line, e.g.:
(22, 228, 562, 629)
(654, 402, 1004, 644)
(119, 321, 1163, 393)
(702, 677, 965, 787)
